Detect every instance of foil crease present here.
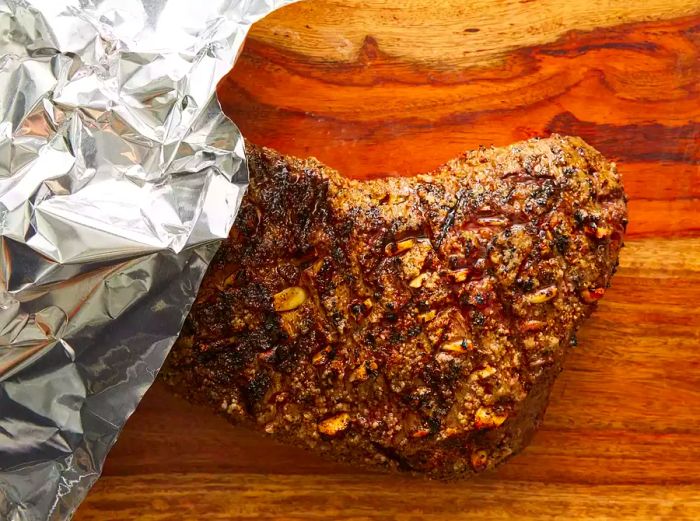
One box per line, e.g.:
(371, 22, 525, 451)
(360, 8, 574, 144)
(0, 1, 295, 519)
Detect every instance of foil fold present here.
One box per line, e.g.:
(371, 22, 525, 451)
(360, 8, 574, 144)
(0, 1, 295, 519)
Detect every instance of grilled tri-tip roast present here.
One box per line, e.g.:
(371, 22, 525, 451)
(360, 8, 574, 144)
(164, 135, 627, 477)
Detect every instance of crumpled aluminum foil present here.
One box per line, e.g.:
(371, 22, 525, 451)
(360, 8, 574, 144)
(0, 1, 295, 519)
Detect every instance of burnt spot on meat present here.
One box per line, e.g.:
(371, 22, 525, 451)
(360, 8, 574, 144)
(426, 416, 442, 435)
(407, 325, 422, 338)
(243, 372, 272, 412)
(164, 135, 627, 479)
(388, 329, 404, 343)
(528, 180, 557, 208)
(470, 310, 486, 328)
(516, 278, 535, 295)
(573, 209, 587, 228)
(553, 233, 570, 255)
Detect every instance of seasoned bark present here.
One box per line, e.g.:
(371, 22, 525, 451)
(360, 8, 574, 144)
(164, 135, 627, 478)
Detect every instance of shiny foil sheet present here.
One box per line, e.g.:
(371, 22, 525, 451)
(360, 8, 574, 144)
(0, 1, 295, 519)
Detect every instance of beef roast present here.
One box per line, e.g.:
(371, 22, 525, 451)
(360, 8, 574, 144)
(163, 135, 627, 477)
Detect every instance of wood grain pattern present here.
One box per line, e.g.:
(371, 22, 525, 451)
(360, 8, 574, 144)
(74, 474, 700, 521)
(219, 10, 700, 238)
(76, 0, 700, 519)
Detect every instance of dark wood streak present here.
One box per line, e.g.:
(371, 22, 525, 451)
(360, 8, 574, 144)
(546, 112, 700, 164)
(540, 41, 662, 55)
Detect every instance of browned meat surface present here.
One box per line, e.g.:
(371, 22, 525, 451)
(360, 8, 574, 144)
(164, 135, 627, 478)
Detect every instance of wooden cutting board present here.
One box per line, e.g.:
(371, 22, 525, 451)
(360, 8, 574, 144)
(76, 1, 700, 519)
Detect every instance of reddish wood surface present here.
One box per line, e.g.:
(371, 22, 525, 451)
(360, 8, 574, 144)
(76, 1, 700, 519)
